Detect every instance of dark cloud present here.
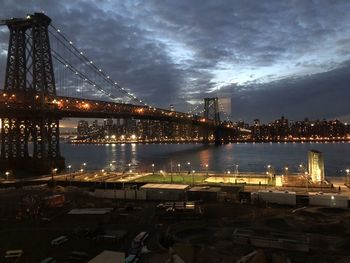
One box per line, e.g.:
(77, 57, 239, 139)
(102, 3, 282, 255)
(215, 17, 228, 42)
(1, 0, 350, 121)
(225, 61, 350, 122)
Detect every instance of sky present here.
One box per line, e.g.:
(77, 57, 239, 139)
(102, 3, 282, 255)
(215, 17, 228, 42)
(1, 0, 350, 124)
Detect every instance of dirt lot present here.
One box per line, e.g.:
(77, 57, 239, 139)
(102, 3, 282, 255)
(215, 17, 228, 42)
(1, 186, 350, 262)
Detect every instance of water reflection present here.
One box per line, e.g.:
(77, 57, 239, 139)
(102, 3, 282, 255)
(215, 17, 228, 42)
(61, 142, 350, 176)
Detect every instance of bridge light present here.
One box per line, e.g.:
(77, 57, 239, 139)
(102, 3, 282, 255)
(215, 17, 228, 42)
(82, 103, 90, 109)
(107, 76, 110, 78)
(57, 29, 61, 32)
(69, 41, 73, 45)
(99, 69, 102, 72)
(90, 61, 93, 64)
(80, 51, 83, 55)
(65, 64, 69, 67)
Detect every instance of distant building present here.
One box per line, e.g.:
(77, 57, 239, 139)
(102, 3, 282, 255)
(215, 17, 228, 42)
(308, 150, 325, 183)
(77, 120, 89, 136)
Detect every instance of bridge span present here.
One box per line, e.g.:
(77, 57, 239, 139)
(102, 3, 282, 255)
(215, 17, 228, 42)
(0, 13, 235, 174)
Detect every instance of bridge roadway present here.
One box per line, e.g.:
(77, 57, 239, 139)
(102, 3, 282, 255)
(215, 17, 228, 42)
(0, 92, 219, 127)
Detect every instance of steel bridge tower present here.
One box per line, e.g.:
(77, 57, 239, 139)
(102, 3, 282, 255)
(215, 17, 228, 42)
(203, 97, 220, 143)
(0, 13, 65, 174)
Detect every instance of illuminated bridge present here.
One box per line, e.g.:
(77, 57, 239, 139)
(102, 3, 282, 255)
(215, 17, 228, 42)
(0, 13, 235, 174)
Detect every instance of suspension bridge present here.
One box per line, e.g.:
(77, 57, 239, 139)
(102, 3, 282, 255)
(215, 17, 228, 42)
(0, 13, 235, 174)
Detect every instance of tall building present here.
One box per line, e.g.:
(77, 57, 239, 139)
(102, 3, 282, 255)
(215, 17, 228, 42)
(77, 120, 89, 136)
(308, 150, 325, 183)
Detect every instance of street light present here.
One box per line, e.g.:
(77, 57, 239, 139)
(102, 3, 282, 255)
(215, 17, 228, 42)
(187, 162, 191, 173)
(346, 169, 350, 185)
(205, 164, 209, 176)
(5, 171, 10, 180)
(177, 163, 181, 174)
(305, 171, 309, 192)
(51, 168, 58, 185)
(266, 164, 272, 185)
(67, 165, 72, 174)
(192, 170, 195, 186)
(152, 163, 155, 174)
(109, 162, 114, 172)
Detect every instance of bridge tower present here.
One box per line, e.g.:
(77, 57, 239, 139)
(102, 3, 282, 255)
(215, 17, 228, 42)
(0, 13, 65, 175)
(203, 97, 220, 144)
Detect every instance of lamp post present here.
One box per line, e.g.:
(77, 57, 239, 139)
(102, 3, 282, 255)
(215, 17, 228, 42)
(5, 171, 10, 181)
(305, 171, 309, 192)
(52, 168, 57, 185)
(187, 162, 191, 174)
(152, 163, 155, 174)
(81, 162, 86, 173)
(177, 163, 181, 174)
(205, 164, 209, 176)
(235, 164, 239, 178)
(346, 169, 350, 185)
(192, 170, 195, 186)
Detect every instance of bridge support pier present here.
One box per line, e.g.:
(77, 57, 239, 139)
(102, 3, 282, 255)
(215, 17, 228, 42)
(0, 116, 65, 175)
(0, 13, 65, 175)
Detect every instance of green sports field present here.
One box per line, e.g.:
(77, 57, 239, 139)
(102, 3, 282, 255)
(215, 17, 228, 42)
(133, 173, 208, 184)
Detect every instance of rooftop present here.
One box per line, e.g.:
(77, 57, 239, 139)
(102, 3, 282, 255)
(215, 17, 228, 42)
(140, 183, 189, 190)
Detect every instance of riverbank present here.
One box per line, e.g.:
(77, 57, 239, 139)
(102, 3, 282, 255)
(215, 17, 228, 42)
(67, 138, 350, 144)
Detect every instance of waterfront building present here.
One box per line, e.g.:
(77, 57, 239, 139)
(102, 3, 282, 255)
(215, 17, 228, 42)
(308, 150, 325, 183)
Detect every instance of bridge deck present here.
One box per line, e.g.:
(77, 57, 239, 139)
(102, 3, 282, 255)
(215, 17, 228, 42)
(0, 92, 215, 126)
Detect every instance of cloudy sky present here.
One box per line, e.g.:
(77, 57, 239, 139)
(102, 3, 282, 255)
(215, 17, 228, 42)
(1, 0, 350, 123)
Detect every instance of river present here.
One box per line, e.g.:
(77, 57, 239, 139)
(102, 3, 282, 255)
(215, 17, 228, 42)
(61, 142, 350, 176)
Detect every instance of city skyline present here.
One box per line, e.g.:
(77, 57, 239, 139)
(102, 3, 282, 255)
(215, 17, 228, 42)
(1, 1, 350, 123)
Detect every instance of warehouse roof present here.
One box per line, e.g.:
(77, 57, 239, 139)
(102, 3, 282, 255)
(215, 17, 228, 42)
(88, 250, 124, 263)
(140, 183, 189, 190)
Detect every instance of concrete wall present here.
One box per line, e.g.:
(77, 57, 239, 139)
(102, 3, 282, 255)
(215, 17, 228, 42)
(255, 190, 296, 206)
(309, 194, 348, 208)
(205, 176, 269, 185)
(145, 189, 186, 201)
(94, 189, 180, 201)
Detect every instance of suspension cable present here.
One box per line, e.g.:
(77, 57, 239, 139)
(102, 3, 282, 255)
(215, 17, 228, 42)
(49, 24, 148, 106)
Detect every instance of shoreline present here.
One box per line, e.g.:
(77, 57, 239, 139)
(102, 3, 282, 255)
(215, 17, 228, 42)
(65, 139, 350, 145)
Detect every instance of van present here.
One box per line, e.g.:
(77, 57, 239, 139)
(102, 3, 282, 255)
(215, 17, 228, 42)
(39, 257, 56, 263)
(131, 232, 148, 249)
(50, 236, 68, 245)
(125, 254, 138, 263)
(5, 250, 23, 258)
(69, 251, 88, 261)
